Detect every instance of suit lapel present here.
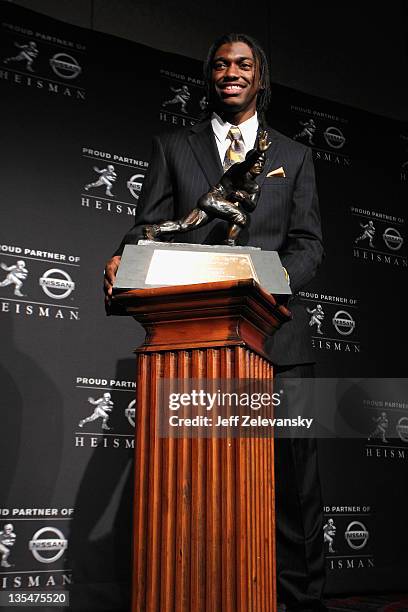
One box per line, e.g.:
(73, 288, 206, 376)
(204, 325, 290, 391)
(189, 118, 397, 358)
(188, 121, 223, 187)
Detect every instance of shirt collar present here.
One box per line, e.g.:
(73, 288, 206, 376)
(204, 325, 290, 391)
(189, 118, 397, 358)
(211, 111, 259, 149)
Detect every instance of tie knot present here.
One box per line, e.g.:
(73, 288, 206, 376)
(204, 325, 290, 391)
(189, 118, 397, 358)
(223, 126, 245, 170)
(228, 126, 242, 141)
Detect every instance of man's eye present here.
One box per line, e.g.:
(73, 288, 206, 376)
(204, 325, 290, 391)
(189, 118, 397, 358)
(240, 63, 252, 69)
(214, 62, 227, 69)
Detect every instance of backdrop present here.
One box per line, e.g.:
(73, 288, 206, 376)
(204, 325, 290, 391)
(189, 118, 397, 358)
(0, 2, 407, 610)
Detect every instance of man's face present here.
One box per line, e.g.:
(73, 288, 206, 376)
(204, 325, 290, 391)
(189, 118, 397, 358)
(211, 41, 261, 120)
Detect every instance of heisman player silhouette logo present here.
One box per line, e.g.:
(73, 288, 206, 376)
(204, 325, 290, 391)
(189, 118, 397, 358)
(293, 118, 316, 146)
(162, 84, 191, 115)
(84, 165, 117, 198)
(0, 523, 17, 568)
(0, 259, 28, 297)
(368, 411, 389, 444)
(306, 303, 324, 335)
(4, 41, 39, 72)
(323, 518, 336, 554)
(78, 392, 114, 430)
(355, 220, 375, 248)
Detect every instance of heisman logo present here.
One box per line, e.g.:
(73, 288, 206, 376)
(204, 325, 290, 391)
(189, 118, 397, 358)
(162, 84, 191, 115)
(293, 119, 317, 146)
(367, 411, 389, 443)
(323, 518, 336, 553)
(355, 220, 375, 248)
(49, 53, 82, 79)
(383, 227, 404, 251)
(3, 41, 39, 72)
(0, 259, 28, 297)
(332, 310, 355, 336)
(29, 527, 68, 563)
(307, 304, 324, 335)
(79, 393, 114, 431)
(85, 165, 117, 198)
(344, 521, 369, 550)
(39, 269, 75, 300)
(0, 523, 17, 568)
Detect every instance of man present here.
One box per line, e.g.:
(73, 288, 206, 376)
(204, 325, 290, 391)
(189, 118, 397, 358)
(104, 33, 325, 612)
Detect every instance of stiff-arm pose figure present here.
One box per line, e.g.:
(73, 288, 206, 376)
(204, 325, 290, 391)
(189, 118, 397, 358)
(144, 130, 270, 246)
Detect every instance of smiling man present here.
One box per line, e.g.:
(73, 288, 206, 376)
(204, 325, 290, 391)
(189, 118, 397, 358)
(104, 33, 326, 612)
(212, 38, 261, 120)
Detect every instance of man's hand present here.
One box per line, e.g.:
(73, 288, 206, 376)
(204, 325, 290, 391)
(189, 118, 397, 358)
(104, 255, 121, 305)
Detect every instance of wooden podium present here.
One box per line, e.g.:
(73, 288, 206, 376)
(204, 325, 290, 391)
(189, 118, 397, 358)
(112, 279, 291, 612)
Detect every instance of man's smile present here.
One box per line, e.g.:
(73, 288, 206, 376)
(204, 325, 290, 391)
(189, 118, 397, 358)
(219, 83, 246, 93)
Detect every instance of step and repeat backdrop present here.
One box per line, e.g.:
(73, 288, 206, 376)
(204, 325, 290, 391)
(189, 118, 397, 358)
(0, 2, 407, 610)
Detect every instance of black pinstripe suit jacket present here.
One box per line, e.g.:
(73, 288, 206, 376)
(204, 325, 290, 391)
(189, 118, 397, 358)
(115, 119, 324, 366)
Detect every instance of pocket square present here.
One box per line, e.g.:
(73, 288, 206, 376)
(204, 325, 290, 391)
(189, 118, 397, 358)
(266, 166, 286, 178)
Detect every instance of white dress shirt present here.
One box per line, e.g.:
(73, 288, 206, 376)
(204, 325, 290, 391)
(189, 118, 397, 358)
(211, 111, 259, 164)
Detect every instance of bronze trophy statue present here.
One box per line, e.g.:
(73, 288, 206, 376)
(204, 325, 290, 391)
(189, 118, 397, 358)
(143, 130, 271, 246)
(112, 129, 290, 295)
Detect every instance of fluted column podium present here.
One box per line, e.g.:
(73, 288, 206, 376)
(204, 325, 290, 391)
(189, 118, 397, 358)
(112, 279, 291, 612)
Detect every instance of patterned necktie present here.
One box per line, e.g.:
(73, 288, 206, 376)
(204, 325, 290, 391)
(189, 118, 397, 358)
(223, 126, 245, 170)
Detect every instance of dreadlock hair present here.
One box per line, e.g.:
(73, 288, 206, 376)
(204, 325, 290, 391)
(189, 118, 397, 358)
(202, 33, 271, 126)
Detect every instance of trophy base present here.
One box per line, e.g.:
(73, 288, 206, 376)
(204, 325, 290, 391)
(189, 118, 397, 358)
(113, 242, 291, 297)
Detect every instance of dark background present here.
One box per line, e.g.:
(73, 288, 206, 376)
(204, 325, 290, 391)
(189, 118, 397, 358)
(0, 2, 407, 611)
(8, 0, 408, 122)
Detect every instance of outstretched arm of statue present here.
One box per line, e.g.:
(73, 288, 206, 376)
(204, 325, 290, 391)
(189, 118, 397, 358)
(257, 129, 271, 153)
